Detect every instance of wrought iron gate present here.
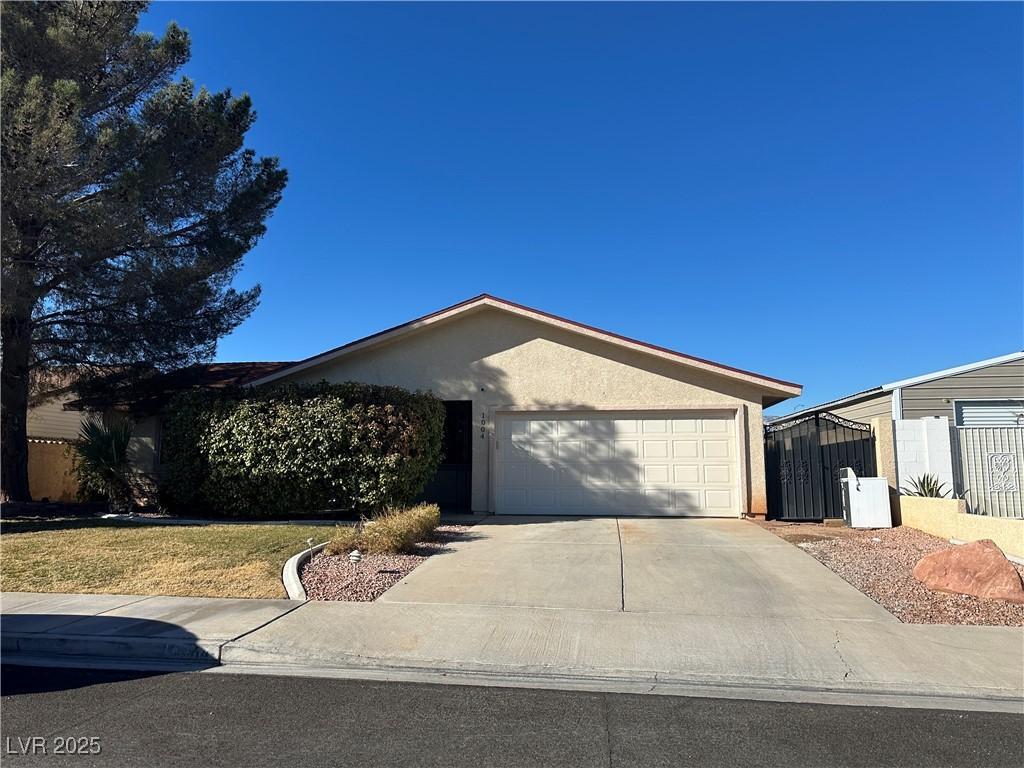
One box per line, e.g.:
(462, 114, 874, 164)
(765, 412, 876, 520)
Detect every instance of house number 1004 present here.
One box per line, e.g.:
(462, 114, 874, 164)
(480, 413, 487, 439)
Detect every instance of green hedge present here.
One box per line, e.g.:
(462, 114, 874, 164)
(159, 382, 445, 517)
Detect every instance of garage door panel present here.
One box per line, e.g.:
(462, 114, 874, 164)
(557, 488, 586, 508)
(673, 489, 702, 512)
(507, 438, 532, 460)
(704, 465, 732, 484)
(506, 420, 530, 437)
(673, 440, 699, 459)
(557, 440, 583, 460)
(527, 462, 556, 486)
(556, 420, 586, 437)
(702, 440, 731, 459)
(673, 465, 700, 484)
(530, 440, 556, 459)
(644, 465, 671, 484)
(609, 462, 642, 484)
(702, 418, 731, 434)
(705, 489, 734, 510)
(643, 440, 670, 459)
(529, 488, 556, 508)
(496, 411, 739, 517)
(611, 419, 638, 435)
(500, 462, 528, 485)
(671, 418, 699, 433)
(614, 440, 639, 459)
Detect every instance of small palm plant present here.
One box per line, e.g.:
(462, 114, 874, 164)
(72, 419, 136, 513)
(900, 473, 951, 498)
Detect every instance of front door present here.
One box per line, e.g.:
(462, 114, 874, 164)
(418, 401, 472, 511)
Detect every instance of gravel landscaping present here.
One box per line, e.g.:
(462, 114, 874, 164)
(761, 521, 1024, 626)
(301, 524, 474, 601)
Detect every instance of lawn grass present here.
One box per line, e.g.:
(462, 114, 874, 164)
(0, 519, 337, 598)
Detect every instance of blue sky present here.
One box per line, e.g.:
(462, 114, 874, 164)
(139, 2, 1023, 415)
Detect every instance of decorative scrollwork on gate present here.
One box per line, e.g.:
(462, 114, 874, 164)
(795, 461, 810, 485)
(779, 461, 793, 483)
(765, 414, 816, 433)
(818, 412, 873, 432)
(988, 453, 1019, 492)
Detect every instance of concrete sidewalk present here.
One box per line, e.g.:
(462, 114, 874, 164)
(3, 590, 1022, 712)
(1, 592, 299, 668)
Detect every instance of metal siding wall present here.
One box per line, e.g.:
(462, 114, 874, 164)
(903, 360, 1024, 421)
(955, 427, 1024, 518)
(829, 393, 893, 423)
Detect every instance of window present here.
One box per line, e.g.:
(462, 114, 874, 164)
(954, 400, 1024, 427)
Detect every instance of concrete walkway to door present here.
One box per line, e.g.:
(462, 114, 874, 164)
(377, 516, 896, 622)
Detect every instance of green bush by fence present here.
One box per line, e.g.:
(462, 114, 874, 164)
(159, 382, 445, 517)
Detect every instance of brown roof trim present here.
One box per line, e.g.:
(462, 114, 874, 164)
(486, 295, 802, 390)
(251, 294, 801, 393)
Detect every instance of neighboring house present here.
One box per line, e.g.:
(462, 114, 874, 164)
(70, 362, 294, 489)
(769, 352, 1024, 519)
(83, 295, 801, 518)
(26, 383, 90, 502)
(773, 352, 1024, 427)
(246, 294, 801, 517)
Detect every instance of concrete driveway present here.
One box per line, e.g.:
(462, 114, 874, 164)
(378, 516, 895, 622)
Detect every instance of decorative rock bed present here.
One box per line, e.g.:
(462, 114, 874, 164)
(761, 521, 1024, 626)
(300, 524, 473, 601)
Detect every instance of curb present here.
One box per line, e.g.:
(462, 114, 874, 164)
(1, 632, 221, 669)
(209, 660, 1024, 714)
(281, 542, 328, 600)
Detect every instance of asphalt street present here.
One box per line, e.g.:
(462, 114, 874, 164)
(1, 665, 1021, 767)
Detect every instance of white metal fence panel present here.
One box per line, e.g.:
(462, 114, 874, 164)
(954, 427, 1024, 518)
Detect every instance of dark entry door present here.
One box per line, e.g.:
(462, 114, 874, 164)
(418, 401, 472, 511)
(764, 412, 876, 521)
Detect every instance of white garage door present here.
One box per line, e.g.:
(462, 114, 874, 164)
(495, 411, 740, 517)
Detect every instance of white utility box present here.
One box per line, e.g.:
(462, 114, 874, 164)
(840, 468, 892, 528)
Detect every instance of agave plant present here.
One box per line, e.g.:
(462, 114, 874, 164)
(900, 473, 951, 498)
(72, 419, 135, 513)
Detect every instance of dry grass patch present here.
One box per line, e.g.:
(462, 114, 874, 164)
(0, 519, 335, 598)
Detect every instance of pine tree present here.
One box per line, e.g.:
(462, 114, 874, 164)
(1, 1, 287, 500)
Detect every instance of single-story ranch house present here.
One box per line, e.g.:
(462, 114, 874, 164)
(80, 295, 802, 517)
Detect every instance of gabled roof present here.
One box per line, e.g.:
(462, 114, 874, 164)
(880, 351, 1024, 390)
(248, 294, 802, 401)
(768, 351, 1024, 422)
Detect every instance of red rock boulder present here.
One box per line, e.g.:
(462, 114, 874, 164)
(913, 540, 1024, 604)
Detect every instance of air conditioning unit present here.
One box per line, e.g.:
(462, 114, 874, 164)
(840, 468, 892, 528)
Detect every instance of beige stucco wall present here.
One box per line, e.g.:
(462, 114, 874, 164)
(870, 416, 900, 524)
(900, 496, 1024, 559)
(276, 306, 775, 515)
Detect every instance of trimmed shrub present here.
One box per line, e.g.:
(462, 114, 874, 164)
(159, 382, 444, 517)
(326, 503, 441, 555)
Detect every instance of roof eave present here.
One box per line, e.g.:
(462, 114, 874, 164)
(880, 351, 1024, 391)
(248, 294, 803, 397)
